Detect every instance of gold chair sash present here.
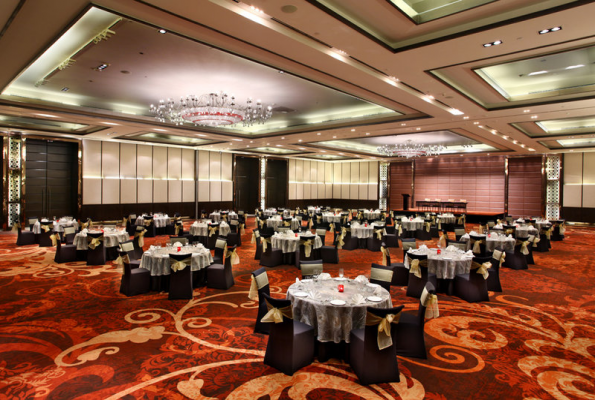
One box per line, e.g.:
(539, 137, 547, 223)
(375, 228, 384, 240)
(471, 261, 491, 280)
(505, 228, 514, 235)
(458, 215, 465, 225)
(42, 225, 51, 233)
(425, 222, 431, 233)
(229, 247, 240, 265)
(329, 223, 334, 233)
(492, 250, 506, 268)
(472, 239, 483, 254)
(175, 224, 181, 236)
(261, 299, 293, 323)
(171, 256, 192, 272)
(365, 311, 401, 350)
(421, 287, 439, 319)
(12, 221, 20, 232)
(396, 224, 403, 236)
(249, 272, 269, 300)
(532, 236, 541, 248)
(519, 240, 530, 255)
(144, 219, 152, 227)
(301, 239, 313, 258)
(251, 231, 260, 244)
(87, 236, 103, 250)
(407, 257, 427, 278)
(50, 233, 59, 246)
(371, 267, 393, 282)
(135, 229, 146, 248)
(260, 236, 271, 252)
(283, 220, 291, 227)
(559, 222, 566, 235)
(308, 217, 313, 230)
(338, 228, 346, 249)
(438, 233, 447, 249)
(438, 220, 442, 230)
(381, 246, 389, 266)
(208, 226, 218, 237)
(115, 253, 130, 266)
(240, 223, 245, 234)
(544, 228, 552, 240)
(122, 217, 128, 227)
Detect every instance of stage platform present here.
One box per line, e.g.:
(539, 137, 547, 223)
(391, 209, 505, 223)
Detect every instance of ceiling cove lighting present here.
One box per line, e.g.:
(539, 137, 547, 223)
(377, 140, 445, 159)
(483, 40, 502, 47)
(150, 92, 272, 127)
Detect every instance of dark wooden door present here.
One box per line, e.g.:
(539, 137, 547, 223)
(234, 156, 259, 212)
(265, 158, 287, 208)
(25, 139, 78, 220)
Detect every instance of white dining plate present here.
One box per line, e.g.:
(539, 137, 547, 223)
(293, 291, 309, 297)
(300, 279, 312, 283)
(366, 283, 380, 288)
(335, 277, 347, 281)
(367, 296, 382, 302)
(330, 299, 346, 306)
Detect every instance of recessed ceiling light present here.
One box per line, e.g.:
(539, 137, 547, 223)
(317, 132, 321, 135)
(366, 132, 370, 135)
(266, 143, 270, 145)
(566, 64, 585, 70)
(276, 144, 282, 147)
(416, 128, 421, 131)
(298, 139, 303, 142)
(401, 123, 406, 126)
(528, 70, 548, 76)
(339, 153, 344, 155)
(474, 122, 479, 125)
(158, 29, 167, 34)
(154, 128, 167, 132)
(197, 134, 207, 137)
(523, 109, 530, 113)
(333, 136, 337, 138)
(299, 147, 305, 150)
(531, 115, 538, 119)
(102, 122, 119, 126)
(321, 150, 326, 153)
(463, 116, 469, 120)
(539, 26, 562, 34)
(483, 40, 502, 47)
(232, 138, 243, 141)
(351, 129, 355, 132)
(94, 63, 109, 71)
(34, 113, 58, 118)
(250, 140, 254, 143)
(281, 137, 285, 139)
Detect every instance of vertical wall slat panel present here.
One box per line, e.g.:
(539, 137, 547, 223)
(152, 146, 168, 203)
(120, 143, 137, 204)
(82, 140, 102, 205)
(102, 141, 120, 204)
(168, 147, 182, 203)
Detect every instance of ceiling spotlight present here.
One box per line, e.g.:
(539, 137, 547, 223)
(94, 63, 110, 71)
(61, 87, 69, 92)
(351, 129, 355, 132)
(483, 40, 503, 47)
(366, 132, 370, 135)
(317, 132, 321, 135)
(539, 26, 562, 34)
(449, 108, 464, 115)
(158, 29, 167, 34)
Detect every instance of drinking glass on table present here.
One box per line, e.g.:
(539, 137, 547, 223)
(339, 268, 344, 278)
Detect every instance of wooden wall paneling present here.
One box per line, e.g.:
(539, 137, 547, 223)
(152, 146, 168, 204)
(508, 157, 543, 217)
(388, 161, 412, 210)
(181, 149, 195, 203)
(198, 150, 210, 202)
(369, 161, 378, 201)
(82, 140, 102, 205)
(167, 147, 182, 203)
(325, 162, 333, 198)
(120, 143, 137, 204)
(333, 162, 341, 199)
(288, 159, 296, 200)
(137, 144, 153, 204)
(101, 141, 120, 204)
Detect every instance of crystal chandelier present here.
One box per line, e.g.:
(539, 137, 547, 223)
(377, 140, 445, 158)
(150, 92, 272, 127)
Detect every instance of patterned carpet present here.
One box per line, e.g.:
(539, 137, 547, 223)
(1, 219, 594, 399)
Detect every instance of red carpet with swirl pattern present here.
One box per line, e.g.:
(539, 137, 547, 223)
(0, 219, 594, 399)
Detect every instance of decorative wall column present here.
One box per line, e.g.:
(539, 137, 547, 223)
(545, 155, 561, 219)
(379, 162, 388, 209)
(2, 134, 24, 229)
(260, 157, 266, 210)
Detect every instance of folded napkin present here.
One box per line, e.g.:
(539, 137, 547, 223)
(150, 245, 155, 250)
(445, 245, 459, 252)
(495, 224, 503, 229)
(296, 277, 299, 284)
(418, 244, 429, 251)
(507, 234, 513, 239)
(461, 233, 470, 240)
(354, 275, 369, 284)
(465, 250, 474, 257)
(173, 241, 183, 247)
(469, 230, 478, 236)
(318, 272, 331, 280)
(351, 294, 366, 304)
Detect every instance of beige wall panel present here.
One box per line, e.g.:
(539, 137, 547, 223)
(342, 182, 350, 199)
(350, 182, 358, 199)
(102, 179, 119, 204)
(289, 183, 296, 199)
(564, 153, 582, 184)
(350, 162, 359, 184)
(369, 161, 379, 183)
(288, 159, 296, 181)
(304, 183, 311, 199)
(198, 181, 210, 202)
(210, 152, 221, 180)
(325, 162, 333, 183)
(137, 180, 153, 203)
(333, 162, 341, 184)
(222, 181, 233, 201)
(182, 181, 195, 202)
(167, 147, 182, 180)
(137, 145, 153, 179)
(583, 153, 595, 184)
(169, 181, 182, 202)
(296, 183, 304, 200)
(296, 160, 303, 182)
(325, 183, 332, 198)
(342, 163, 350, 184)
(583, 185, 595, 207)
(369, 183, 378, 200)
(120, 143, 137, 204)
(181, 149, 195, 180)
(210, 181, 222, 202)
(198, 150, 210, 180)
(101, 141, 119, 178)
(317, 183, 324, 199)
(152, 146, 167, 179)
(359, 184, 368, 200)
(360, 162, 369, 183)
(311, 182, 318, 199)
(82, 140, 101, 177)
(303, 160, 310, 183)
(153, 180, 168, 203)
(83, 178, 102, 205)
(311, 161, 318, 184)
(221, 153, 232, 181)
(563, 185, 582, 207)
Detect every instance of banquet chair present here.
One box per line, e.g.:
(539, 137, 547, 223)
(525, 235, 538, 265)
(262, 293, 315, 376)
(535, 228, 552, 252)
(401, 238, 417, 262)
(86, 232, 106, 266)
(453, 256, 490, 302)
(169, 236, 188, 246)
(294, 238, 319, 268)
(206, 223, 220, 249)
(349, 305, 405, 385)
(340, 227, 359, 251)
(395, 282, 436, 359)
(133, 226, 147, 260)
(212, 237, 228, 264)
(119, 259, 151, 297)
(551, 220, 565, 241)
(125, 214, 137, 237)
(227, 220, 241, 247)
(118, 240, 141, 267)
(406, 253, 437, 299)
(378, 243, 408, 286)
(469, 234, 488, 257)
(251, 267, 271, 334)
(320, 232, 339, 264)
(16, 226, 36, 246)
(454, 228, 466, 241)
(366, 227, 384, 252)
(415, 220, 432, 241)
(299, 259, 323, 279)
(143, 216, 156, 238)
(28, 217, 39, 232)
(207, 246, 235, 290)
(63, 226, 76, 244)
(38, 222, 54, 247)
(503, 241, 528, 270)
(488, 250, 504, 292)
(253, 229, 263, 260)
(315, 229, 327, 246)
(370, 264, 394, 291)
(259, 234, 283, 267)
(54, 238, 77, 263)
(168, 253, 193, 300)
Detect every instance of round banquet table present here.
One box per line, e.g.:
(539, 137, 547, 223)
(140, 245, 213, 276)
(264, 209, 277, 217)
(461, 234, 516, 252)
(514, 225, 539, 239)
(401, 218, 425, 231)
(437, 214, 456, 224)
(189, 222, 230, 237)
(266, 217, 299, 230)
(33, 218, 79, 234)
(322, 213, 341, 223)
(405, 247, 474, 280)
(287, 278, 392, 343)
(135, 215, 171, 228)
(270, 232, 322, 253)
(363, 210, 382, 220)
(350, 222, 386, 239)
(73, 230, 129, 251)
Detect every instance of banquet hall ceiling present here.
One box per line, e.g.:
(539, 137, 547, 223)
(0, 0, 594, 160)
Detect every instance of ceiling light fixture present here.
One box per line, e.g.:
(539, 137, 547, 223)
(539, 26, 562, 34)
(377, 140, 445, 159)
(150, 92, 272, 127)
(158, 29, 167, 34)
(483, 40, 502, 47)
(449, 108, 464, 115)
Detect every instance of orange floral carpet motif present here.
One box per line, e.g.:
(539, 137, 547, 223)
(0, 219, 594, 399)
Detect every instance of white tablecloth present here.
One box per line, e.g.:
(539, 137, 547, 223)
(401, 218, 425, 231)
(271, 233, 322, 253)
(266, 217, 299, 230)
(140, 245, 213, 276)
(405, 247, 473, 280)
(461, 235, 516, 252)
(437, 214, 456, 224)
(189, 222, 230, 237)
(350, 223, 386, 239)
(135, 215, 171, 228)
(264, 209, 277, 217)
(73, 230, 129, 250)
(363, 210, 382, 220)
(322, 213, 341, 223)
(287, 279, 392, 343)
(514, 225, 539, 239)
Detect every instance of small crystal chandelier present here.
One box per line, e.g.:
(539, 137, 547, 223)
(377, 140, 445, 158)
(150, 92, 272, 127)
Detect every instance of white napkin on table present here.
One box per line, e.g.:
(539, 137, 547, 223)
(351, 294, 366, 304)
(354, 275, 369, 284)
(318, 272, 331, 280)
(461, 233, 470, 240)
(173, 241, 183, 247)
(418, 244, 429, 252)
(465, 250, 474, 257)
(445, 245, 458, 252)
(469, 230, 478, 236)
